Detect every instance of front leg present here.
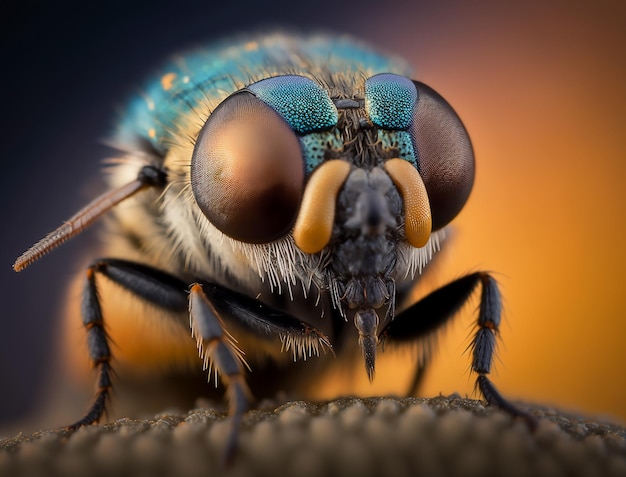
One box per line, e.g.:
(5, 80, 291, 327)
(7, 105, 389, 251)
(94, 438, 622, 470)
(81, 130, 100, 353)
(188, 284, 253, 462)
(380, 272, 535, 427)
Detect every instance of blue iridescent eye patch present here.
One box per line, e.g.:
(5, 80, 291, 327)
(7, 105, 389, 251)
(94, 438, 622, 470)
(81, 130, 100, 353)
(247, 75, 338, 134)
(365, 73, 417, 130)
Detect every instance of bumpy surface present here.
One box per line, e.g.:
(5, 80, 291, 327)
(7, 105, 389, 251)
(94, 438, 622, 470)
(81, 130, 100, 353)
(2, 396, 625, 477)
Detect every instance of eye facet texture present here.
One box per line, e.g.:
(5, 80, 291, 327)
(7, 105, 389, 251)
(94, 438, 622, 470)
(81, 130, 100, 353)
(410, 81, 475, 231)
(191, 92, 304, 243)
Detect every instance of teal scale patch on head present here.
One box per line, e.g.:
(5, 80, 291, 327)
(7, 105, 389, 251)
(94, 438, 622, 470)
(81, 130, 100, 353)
(378, 130, 417, 168)
(247, 76, 338, 134)
(365, 73, 417, 130)
(300, 131, 343, 175)
(113, 34, 411, 152)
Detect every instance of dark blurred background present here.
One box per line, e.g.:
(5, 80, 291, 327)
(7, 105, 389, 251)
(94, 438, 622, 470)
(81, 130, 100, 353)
(2, 0, 625, 434)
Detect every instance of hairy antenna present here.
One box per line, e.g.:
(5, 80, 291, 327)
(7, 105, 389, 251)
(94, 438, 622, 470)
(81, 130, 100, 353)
(13, 165, 166, 272)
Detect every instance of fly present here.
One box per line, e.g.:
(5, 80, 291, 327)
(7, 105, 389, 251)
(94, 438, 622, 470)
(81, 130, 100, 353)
(13, 32, 535, 459)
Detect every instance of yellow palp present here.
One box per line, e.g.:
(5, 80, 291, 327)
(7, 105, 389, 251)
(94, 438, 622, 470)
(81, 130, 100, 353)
(293, 160, 351, 254)
(384, 158, 432, 248)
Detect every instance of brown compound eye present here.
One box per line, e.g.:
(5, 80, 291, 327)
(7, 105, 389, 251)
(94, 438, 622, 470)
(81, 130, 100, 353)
(191, 92, 304, 243)
(411, 81, 475, 231)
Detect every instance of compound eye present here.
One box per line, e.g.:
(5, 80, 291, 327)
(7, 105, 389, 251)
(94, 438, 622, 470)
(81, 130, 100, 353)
(411, 82, 475, 231)
(191, 92, 304, 243)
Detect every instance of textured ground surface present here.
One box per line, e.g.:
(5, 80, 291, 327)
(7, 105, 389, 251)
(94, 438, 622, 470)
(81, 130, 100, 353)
(2, 396, 626, 477)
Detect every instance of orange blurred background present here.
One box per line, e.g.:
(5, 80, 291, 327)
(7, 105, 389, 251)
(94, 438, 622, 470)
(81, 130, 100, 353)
(2, 1, 625, 431)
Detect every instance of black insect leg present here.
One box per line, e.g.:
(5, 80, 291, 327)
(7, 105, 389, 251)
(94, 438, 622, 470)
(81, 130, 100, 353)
(472, 273, 537, 428)
(471, 273, 536, 428)
(67, 258, 189, 429)
(66, 266, 112, 429)
(197, 282, 332, 359)
(185, 281, 333, 461)
(189, 284, 254, 463)
(380, 272, 535, 427)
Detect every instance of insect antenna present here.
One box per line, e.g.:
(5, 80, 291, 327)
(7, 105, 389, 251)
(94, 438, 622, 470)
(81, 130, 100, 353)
(13, 165, 166, 272)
